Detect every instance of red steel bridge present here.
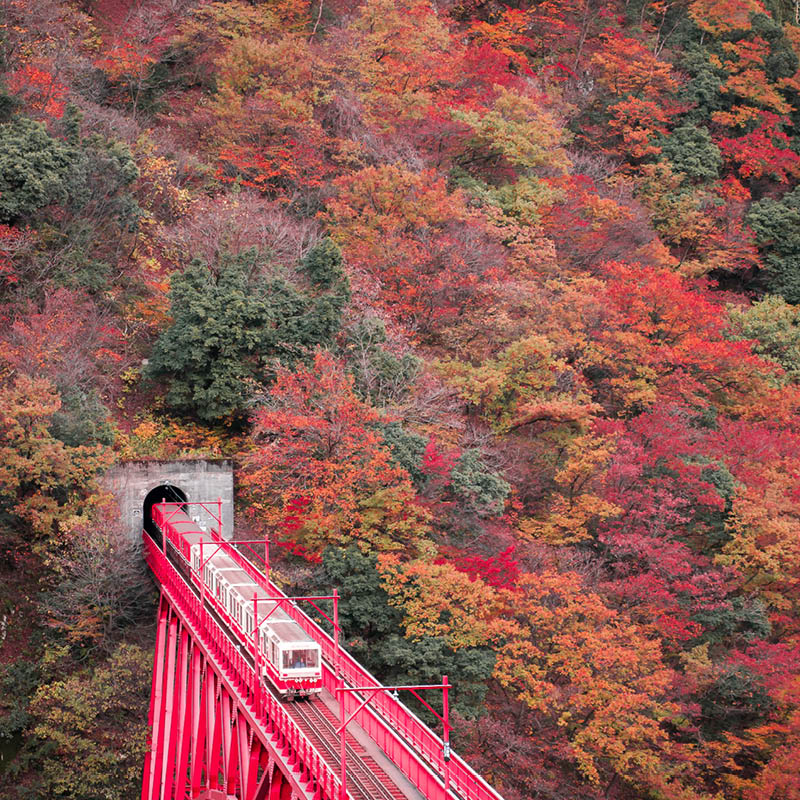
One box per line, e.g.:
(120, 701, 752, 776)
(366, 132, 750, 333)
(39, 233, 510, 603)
(141, 500, 508, 800)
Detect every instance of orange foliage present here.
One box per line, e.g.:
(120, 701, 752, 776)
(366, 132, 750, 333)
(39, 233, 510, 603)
(325, 164, 504, 335)
(689, 0, 767, 35)
(0, 374, 112, 544)
(495, 571, 697, 793)
(7, 64, 67, 118)
(241, 351, 423, 556)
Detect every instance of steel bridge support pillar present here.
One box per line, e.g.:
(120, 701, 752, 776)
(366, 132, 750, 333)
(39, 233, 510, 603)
(141, 594, 296, 800)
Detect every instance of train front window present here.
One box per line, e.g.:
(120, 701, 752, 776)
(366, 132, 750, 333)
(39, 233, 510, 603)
(283, 649, 319, 670)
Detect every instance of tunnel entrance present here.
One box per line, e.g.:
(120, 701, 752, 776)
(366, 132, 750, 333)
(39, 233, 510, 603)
(102, 460, 233, 543)
(143, 483, 188, 540)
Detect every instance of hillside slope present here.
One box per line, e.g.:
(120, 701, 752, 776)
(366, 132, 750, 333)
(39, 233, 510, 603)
(2, 1, 800, 798)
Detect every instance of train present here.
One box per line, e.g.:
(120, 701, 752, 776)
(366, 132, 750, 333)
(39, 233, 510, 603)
(150, 501, 323, 700)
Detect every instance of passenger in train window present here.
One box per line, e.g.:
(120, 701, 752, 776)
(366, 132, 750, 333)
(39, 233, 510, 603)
(284, 649, 317, 669)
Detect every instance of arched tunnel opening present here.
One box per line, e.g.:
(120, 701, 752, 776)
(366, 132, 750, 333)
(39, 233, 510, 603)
(143, 483, 188, 544)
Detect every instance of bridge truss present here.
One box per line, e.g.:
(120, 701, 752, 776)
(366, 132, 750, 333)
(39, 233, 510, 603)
(141, 519, 507, 800)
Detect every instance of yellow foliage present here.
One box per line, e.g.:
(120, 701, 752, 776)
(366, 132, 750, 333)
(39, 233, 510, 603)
(520, 430, 621, 544)
(452, 86, 572, 175)
(718, 472, 800, 612)
(377, 544, 512, 649)
(353, 486, 431, 555)
(341, 0, 455, 128)
(437, 334, 600, 434)
(116, 415, 230, 460)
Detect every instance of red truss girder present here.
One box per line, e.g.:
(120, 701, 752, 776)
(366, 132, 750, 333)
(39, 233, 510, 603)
(141, 525, 507, 800)
(142, 533, 345, 800)
(141, 595, 303, 800)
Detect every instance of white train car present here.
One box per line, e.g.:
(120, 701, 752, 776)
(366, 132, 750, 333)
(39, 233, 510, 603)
(152, 503, 322, 699)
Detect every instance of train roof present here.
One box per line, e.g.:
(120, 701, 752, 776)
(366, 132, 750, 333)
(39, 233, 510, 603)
(154, 506, 192, 524)
(229, 582, 258, 602)
(169, 517, 199, 528)
(268, 620, 317, 646)
(258, 602, 293, 623)
(219, 567, 254, 585)
(207, 553, 239, 571)
(199, 546, 263, 578)
(226, 586, 297, 623)
(158, 508, 215, 537)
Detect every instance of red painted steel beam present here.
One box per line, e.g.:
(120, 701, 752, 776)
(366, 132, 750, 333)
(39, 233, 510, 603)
(160, 613, 180, 799)
(190, 647, 206, 796)
(140, 573, 325, 800)
(174, 631, 193, 799)
(148, 599, 171, 800)
(206, 670, 222, 791)
(143, 596, 168, 800)
(236, 710, 250, 798)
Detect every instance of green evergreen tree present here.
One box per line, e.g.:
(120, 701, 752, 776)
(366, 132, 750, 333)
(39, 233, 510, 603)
(296, 238, 351, 346)
(376, 421, 428, 488)
(728, 294, 800, 381)
(660, 124, 722, 181)
(61, 105, 141, 232)
(302, 236, 347, 289)
(344, 317, 421, 406)
(148, 241, 349, 422)
(699, 664, 774, 739)
(0, 108, 141, 293)
(0, 117, 73, 222)
(746, 187, 800, 303)
(0, 81, 21, 123)
(146, 250, 277, 422)
(449, 450, 510, 517)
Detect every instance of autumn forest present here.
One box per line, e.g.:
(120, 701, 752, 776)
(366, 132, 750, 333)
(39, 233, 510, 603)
(2, 0, 800, 797)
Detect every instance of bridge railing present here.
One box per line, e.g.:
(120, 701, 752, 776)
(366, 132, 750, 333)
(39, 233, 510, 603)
(193, 529, 506, 800)
(144, 534, 342, 800)
(281, 589, 503, 800)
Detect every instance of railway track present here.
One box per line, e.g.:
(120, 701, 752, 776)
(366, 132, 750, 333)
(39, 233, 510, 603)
(286, 695, 406, 800)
